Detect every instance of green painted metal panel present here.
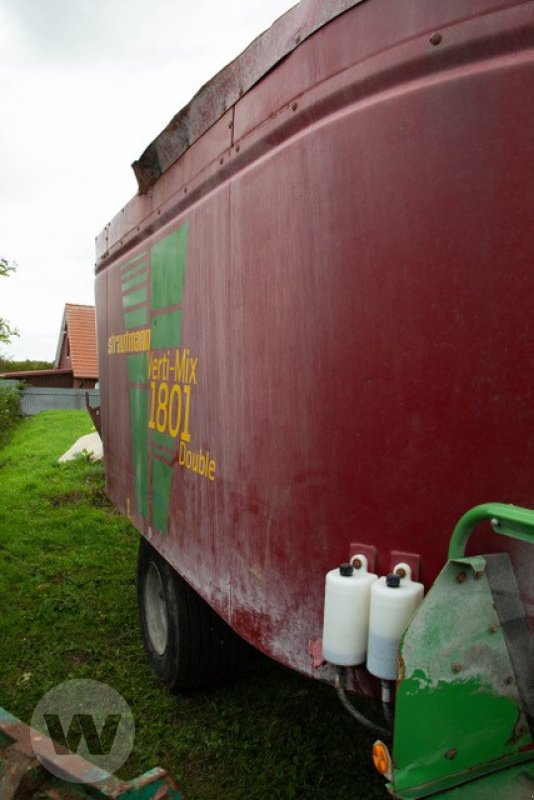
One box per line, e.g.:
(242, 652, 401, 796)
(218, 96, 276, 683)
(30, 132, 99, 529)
(121, 252, 147, 277)
(129, 389, 149, 520)
(150, 225, 188, 310)
(127, 354, 148, 385)
(122, 271, 148, 291)
(151, 310, 183, 350)
(121, 262, 149, 285)
(122, 286, 148, 309)
(152, 458, 172, 534)
(151, 429, 175, 451)
(122, 223, 188, 530)
(124, 307, 148, 330)
(391, 555, 533, 798)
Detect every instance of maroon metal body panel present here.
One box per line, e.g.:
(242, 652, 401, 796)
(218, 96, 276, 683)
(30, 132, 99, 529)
(95, 0, 534, 681)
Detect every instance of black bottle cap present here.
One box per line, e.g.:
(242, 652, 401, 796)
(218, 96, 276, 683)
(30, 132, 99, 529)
(339, 563, 354, 577)
(386, 573, 401, 588)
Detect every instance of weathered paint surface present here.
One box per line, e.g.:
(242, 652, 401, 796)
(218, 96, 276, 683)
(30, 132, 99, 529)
(392, 554, 534, 798)
(95, 0, 534, 680)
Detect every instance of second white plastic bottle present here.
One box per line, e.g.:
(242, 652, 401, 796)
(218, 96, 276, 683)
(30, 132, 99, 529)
(366, 563, 424, 680)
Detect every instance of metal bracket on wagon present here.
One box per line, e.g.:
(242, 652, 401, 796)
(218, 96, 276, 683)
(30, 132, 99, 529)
(448, 502, 534, 560)
(0, 705, 183, 800)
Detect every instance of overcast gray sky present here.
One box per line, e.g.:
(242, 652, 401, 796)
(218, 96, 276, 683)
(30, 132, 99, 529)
(0, 0, 295, 361)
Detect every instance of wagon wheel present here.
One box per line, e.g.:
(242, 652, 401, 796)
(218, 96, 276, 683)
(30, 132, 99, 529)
(137, 537, 256, 691)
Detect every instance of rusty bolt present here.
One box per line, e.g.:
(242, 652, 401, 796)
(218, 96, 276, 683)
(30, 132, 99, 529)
(452, 663, 462, 674)
(352, 557, 363, 570)
(429, 33, 442, 46)
(395, 567, 407, 579)
(488, 623, 499, 634)
(235, 144, 241, 153)
(291, 102, 298, 112)
(456, 571, 467, 583)
(445, 748, 457, 760)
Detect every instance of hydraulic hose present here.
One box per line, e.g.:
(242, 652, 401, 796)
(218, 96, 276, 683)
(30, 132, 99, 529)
(334, 668, 391, 739)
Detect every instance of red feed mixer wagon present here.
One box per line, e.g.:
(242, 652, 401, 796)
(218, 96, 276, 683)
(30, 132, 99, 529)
(92, 0, 534, 797)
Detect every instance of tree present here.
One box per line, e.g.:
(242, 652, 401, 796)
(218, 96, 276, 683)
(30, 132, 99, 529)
(0, 259, 19, 345)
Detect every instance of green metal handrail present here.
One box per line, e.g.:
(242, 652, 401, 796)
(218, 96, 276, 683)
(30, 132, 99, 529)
(448, 502, 534, 560)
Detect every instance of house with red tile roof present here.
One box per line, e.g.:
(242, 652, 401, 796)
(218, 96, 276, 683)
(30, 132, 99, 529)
(54, 304, 98, 387)
(0, 304, 98, 388)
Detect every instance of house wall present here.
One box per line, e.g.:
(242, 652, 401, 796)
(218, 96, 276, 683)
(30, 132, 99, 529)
(73, 377, 98, 389)
(57, 331, 71, 370)
(23, 373, 74, 388)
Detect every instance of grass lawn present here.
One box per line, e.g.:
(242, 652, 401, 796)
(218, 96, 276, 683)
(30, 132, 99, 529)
(0, 410, 386, 800)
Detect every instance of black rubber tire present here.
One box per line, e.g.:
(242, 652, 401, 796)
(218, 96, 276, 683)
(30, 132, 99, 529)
(137, 537, 256, 691)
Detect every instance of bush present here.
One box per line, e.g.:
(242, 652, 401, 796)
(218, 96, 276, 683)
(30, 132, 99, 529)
(0, 384, 21, 445)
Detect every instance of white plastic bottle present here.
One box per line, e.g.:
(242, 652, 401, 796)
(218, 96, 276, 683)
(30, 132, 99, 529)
(366, 563, 424, 680)
(322, 555, 378, 666)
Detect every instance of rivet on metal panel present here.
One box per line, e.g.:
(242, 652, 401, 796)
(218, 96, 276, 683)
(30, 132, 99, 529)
(429, 33, 442, 46)
(445, 748, 457, 760)
(456, 571, 467, 583)
(291, 102, 298, 111)
(451, 663, 462, 674)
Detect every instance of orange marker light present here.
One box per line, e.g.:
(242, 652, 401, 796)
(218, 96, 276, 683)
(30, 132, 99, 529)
(372, 740, 393, 780)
